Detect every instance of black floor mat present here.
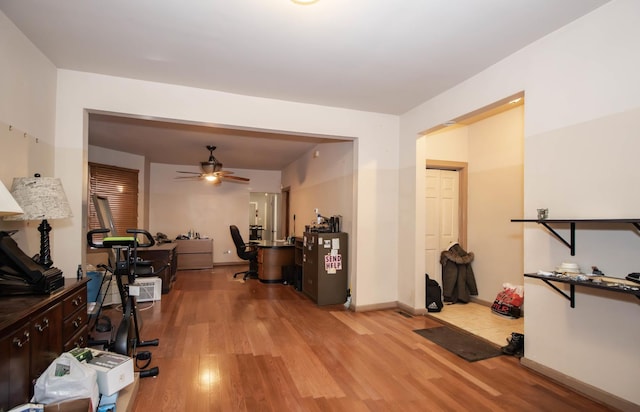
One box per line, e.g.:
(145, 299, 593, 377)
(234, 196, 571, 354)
(414, 326, 502, 362)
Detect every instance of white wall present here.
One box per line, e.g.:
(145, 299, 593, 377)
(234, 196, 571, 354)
(149, 163, 281, 265)
(0, 11, 59, 260)
(422, 107, 524, 305)
(467, 107, 524, 303)
(282, 141, 354, 237)
(282, 141, 356, 297)
(53, 70, 399, 309)
(401, 0, 640, 405)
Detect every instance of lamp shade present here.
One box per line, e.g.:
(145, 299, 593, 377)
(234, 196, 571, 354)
(0, 180, 24, 217)
(4, 176, 73, 221)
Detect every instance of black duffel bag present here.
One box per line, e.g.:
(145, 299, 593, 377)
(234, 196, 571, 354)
(425, 273, 443, 312)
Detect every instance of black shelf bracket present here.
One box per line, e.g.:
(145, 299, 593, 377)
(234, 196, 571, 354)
(511, 219, 640, 256)
(541, 278, 575, 308)
(540, 221, 575, 255)
(525, 273, 640, 309)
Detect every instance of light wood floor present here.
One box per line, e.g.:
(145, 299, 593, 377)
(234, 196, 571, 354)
(129, 266, 608, 411)
(426, 301, 524, 347)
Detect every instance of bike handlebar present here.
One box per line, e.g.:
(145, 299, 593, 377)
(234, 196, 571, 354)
(87, 228, 156, 249)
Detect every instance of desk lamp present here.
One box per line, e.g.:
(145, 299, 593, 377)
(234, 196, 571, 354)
(0, 180, 24, 217)
(3, 174, 73, 267)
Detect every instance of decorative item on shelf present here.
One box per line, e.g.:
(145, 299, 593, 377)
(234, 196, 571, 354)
(3, 173, 73, 268)
(537, 208, 548, 220)
(0, 180, 24, 216)
(555, 262, 580, 274)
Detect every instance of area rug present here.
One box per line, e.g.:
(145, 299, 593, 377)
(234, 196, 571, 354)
(414, 326, 502, 362)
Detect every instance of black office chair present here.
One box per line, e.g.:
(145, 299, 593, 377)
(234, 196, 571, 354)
(230, 225, 258, 280)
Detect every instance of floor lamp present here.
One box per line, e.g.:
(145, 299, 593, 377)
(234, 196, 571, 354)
(3, 174, 73, 268)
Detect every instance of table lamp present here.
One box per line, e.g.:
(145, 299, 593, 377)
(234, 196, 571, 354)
(3, 174, 73, 267)
(0, 180, 24, 217)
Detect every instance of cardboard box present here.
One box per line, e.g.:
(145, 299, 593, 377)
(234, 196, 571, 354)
(44, 399, 92, 412)
(10, 399, 92, 412)
(85, 349, 133, 396)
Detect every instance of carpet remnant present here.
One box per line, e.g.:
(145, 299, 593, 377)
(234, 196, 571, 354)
(414, 326, 502, 362)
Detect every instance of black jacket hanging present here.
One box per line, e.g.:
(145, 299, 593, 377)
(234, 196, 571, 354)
(440, 243, 478, 303)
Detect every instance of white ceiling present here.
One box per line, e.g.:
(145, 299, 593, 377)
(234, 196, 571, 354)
(0, 0, 609, 170)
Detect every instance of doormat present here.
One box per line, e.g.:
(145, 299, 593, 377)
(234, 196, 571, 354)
(414, 326, 502, 362)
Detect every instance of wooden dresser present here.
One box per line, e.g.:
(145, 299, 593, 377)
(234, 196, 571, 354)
(0, 279, 89, 411)
(176, 239, 213, 270)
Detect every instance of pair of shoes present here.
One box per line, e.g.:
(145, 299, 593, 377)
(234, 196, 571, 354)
(501, 332, 524, 357)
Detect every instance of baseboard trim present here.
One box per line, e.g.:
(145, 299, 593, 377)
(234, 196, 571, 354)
(213, 262, 245, 267)
(353, 300, 398, 312)
(520, 357, 638, 411)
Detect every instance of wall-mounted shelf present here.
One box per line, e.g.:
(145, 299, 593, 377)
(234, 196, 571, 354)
(524, 273, 640, 308)
(510, 219, 640, 256)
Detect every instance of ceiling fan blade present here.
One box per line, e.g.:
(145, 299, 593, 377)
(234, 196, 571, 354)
(174, 176, 201, 180)
(176, 171, 202, 175)
(223, 175, 250, 182)
(214, 170, 234, 176)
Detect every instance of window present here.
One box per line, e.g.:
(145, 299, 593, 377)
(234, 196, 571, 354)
(88, 162, 138, 235)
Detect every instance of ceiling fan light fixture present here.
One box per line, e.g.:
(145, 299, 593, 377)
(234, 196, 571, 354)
(201, 163, 215, 174)
(175, 145, 249, 186)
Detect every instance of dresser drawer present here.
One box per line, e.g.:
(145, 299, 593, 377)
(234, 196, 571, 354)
(62, 308, 87, 342)
(62, 288, 86, 317)
(177, 239, 212, 254)
(178, 253, 213, 269)
(63, 325, 88, 352)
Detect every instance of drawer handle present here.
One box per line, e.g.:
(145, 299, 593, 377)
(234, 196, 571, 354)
(35, 317, 50, 332)
(74, 336, 85, 348)
(72, 296, 83, 306)
(72, 317, 83, 328)
(13, 331, 30, 348)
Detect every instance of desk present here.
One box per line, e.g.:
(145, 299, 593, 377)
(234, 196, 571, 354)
(255, 240, 295, 283)
(136, 243, 178, 293)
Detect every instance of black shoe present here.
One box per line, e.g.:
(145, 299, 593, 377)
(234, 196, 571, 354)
(501, 332, 524, 356)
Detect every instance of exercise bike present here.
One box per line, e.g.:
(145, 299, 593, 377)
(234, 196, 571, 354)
(87, 228, 160, 378)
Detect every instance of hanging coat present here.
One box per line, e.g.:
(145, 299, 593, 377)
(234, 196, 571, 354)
(440, 243, 478, 303)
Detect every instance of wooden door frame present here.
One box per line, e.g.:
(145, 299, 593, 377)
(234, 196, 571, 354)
(426, 159, 468, 249)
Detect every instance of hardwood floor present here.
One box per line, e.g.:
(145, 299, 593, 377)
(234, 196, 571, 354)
(129, 266, 609, 411)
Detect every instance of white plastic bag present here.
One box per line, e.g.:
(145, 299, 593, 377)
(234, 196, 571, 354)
(32, 352, 99, 410)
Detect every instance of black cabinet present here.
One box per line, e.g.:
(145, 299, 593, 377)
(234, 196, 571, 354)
(302, 232, 348, 305)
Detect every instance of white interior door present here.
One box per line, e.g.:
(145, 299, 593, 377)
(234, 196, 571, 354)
(425, 169, 459, 284)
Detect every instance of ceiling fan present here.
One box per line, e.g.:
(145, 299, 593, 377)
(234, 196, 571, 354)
(176, 145, 250, 185)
